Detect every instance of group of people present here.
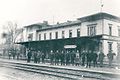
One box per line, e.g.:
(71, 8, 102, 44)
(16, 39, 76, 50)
(27, 49, 116, 68)
(27, 50, 46, 63)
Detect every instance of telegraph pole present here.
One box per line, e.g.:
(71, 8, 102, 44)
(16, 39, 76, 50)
(100, 0, 104, 53)
(100, 0, 104, 34)
(100, 0, 104, 13)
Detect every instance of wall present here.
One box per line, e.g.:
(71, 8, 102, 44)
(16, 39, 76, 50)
(103, 19, 120, 36)
(37, 25, 81, 41)
(80, 19, 103, 37)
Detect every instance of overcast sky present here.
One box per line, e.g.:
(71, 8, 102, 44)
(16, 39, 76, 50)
(0, 0, 120, 30)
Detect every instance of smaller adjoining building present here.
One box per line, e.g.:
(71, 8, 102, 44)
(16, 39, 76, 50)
(16, 12, 120, 61)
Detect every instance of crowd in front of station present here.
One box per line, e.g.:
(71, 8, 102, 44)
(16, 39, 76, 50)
(26, 49, 116, 68)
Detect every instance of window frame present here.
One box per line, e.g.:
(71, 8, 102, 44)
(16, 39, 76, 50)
(87, 24, 97, 36)
(69, 30, 72, 38)
(77, 28, 80, 37)
(108, 24, 112, 36)
(39, 34, 41, 40)
(55, 31, 58, 39)
(49, 32, 52, 40)
(44, 33, 46, 40)
(62, 31, 65, 39)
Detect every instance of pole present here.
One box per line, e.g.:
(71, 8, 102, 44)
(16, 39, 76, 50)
(100, 0, 104, 53)
(100, 0, 103, 13)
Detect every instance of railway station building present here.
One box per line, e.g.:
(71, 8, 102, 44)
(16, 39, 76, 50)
(16, 12, 120, 60)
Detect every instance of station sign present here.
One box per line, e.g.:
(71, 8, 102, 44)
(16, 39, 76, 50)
(64, 45, 77, 49)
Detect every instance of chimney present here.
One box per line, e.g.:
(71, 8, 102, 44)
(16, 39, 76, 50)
(57, 22, 60, 25)
(43, 21, 48, 25)
(67, 20, 72, 23)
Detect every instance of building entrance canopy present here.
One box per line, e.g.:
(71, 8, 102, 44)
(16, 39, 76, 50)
(17, 35, 102, 53)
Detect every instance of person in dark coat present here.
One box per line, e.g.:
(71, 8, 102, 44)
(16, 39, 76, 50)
(8, 52, 11, 59)
(37, 51, 41, 63)
(86, 50, 92, 68)
(71, 50, 76, 65)
(107, 50, 116, 66)
(60, 51, 65, 65)
(92, 51, 98, 67)
(50, 50, 54, 65)
(75, 50, 80, 66)
(66, 51, 70, 65)
(27, 50, 32, 63)
(98, 51, 105, 67)
(33, 51, 38, 63)
(41, 52, 45, 63)
(81, 50, 86, 66)
(55, 50, 59, 65)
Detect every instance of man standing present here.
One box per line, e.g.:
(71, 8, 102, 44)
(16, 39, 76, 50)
(92, 51, 98, 67)
(33, 50, 38, 63)
(81, 50, 86, 66)
(50, 50, 54, 65)
(66, 51, 70, 65)
(86, 50, 92, 68)
(71, 50, 76, 66)
(107, 50, 116, 66)
(37, 51, 41, 63)
(60, 51, 65, 65)
(27, 50, 32, 63)
(98, 51, 105, 67)
(75, 50, 80, 66)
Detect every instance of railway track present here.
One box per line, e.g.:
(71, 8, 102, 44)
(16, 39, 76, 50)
(0, 60, 120, 80)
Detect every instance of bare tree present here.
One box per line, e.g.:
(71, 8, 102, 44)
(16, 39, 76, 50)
(2, 21, 23, 59)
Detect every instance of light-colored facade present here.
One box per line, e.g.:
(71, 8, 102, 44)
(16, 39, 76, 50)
(16, 13, 120, 60)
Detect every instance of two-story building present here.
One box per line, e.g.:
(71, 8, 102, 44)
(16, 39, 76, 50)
(17, 12, 120, 60)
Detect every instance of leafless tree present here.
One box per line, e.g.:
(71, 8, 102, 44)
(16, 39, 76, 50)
(2, 21, 23, 59)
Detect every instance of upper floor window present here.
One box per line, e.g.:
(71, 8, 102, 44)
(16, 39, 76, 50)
(87, 24, 96, 36)
(77, 28, 80, 37)
(62, 31, 65, 39)
(118, 26, 120, 36)
(55, 32, 58, 39)
(28, 33, 33, 41)
(44, 33, 46, 40)
(39, 34, 41, 40)
(28, 27, 33, 31)
(108, 42, 113, 52)
(108, 24, 112, 36)
(69, 30, 72, 38)
(49, 32, 52, 40)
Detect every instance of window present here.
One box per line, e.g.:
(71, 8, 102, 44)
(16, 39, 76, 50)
(55, 32, 58, 39)
(28, 33, 33, 41)
(77, 28, 80, 37)
(109, 24, 112, 36)
(28, 27, 33, 31)
(49, 32, 52, 40)
(69, 30, 72, 38)
(118, 29, 120, 37)
(39, 34, 41, 40)
(117, 43, 120, 57)
(87, 24, 96, 36)
(62, 31, 65, 38)
(44, 33, 46, 40)
(118, 26, 120, 36)
(108, 42, 112, 52)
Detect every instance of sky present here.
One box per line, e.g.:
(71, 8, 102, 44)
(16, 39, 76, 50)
(0, 0, 120, 31)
